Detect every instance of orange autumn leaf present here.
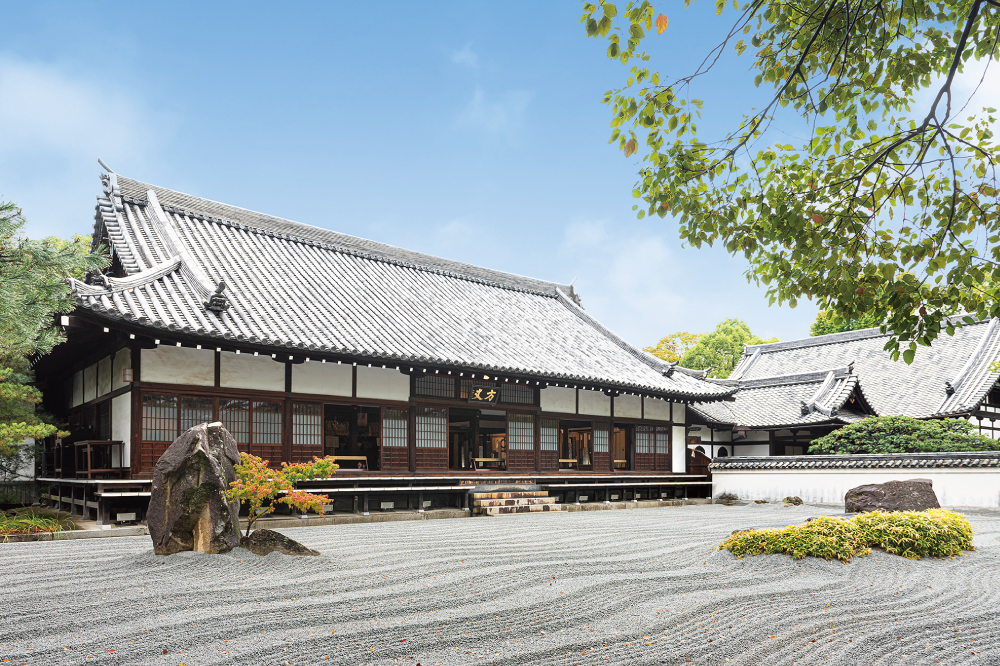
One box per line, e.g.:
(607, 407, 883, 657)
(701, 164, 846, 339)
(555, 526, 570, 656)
(624, 138, 637, 157)
(655, 14, 669, 33)
(812, 213, 825, 224)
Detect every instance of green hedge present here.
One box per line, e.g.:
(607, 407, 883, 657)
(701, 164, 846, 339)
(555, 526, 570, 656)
(808, 415, 997, 455)
(718, 509, 974, 562)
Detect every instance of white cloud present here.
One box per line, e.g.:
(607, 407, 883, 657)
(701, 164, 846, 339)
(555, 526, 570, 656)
(559, 220, 689, 344)
(451, 43, 479, 68)
(455, 86, 532, 140)
(0, 57, 169, 237)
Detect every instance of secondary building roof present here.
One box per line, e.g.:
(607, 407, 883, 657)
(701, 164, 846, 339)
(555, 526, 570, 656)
(69, 170, 734, 401)
(690, 319, 1000, 429)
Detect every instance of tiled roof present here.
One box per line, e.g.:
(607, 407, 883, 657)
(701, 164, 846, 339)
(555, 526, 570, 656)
(695, 319, 1000, 427)
(710, 451, 1000, 470)
(71, 171, 733, 400)
(692, 367, 866, 428)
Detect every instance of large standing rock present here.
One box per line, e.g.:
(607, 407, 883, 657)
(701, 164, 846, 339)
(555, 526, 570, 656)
(844, 478, 941, 513)
(148, 422, 241, 555)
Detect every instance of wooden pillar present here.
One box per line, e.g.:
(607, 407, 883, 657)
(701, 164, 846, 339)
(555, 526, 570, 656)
(534, 413, 541, 472)
(609, 394, 616, 473)
(417, 490, 425, 513)
(407, 406, 416, 473)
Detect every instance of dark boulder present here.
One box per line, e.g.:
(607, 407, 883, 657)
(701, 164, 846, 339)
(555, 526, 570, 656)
(844, 478, 940, 514)
(783, 496, 803, 506)
(240, 529, 319, 557)
(148, 422, 241, 555)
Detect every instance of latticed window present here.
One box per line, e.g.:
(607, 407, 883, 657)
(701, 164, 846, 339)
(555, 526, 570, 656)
(252, 401, 283, 445)
(180, 397, 213, 432)
(508, 413, 534, 450)
(460, 378, 495, 399)
(382, 407, 408, 447)
(594, 423, 609, 453)
(416, 407, 447, 448)
(541, 418, 559, 451)
(636, 425, 653, 454)
(500, 383, 534, 405)
(655, 426, 670, 455)
(415, 375, 454, 398)
(142, 394, 177, 442)
(292, 403, 322, 448)
(219, 399, 250, 445)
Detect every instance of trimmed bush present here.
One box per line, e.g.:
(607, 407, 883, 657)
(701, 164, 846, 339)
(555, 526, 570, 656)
(809, 415, 996, 455)
(718, 509, 974, 562)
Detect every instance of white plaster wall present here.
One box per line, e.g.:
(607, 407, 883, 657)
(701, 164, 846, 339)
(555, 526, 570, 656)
(712, 469, 1000, 507)
(742, 430, 770, 442)
(83, 363, 97, 403)
(112, 348, 132, 390)
(540, 386, 576, 414)
(71, 371, 83, 408)
(355, 365, 409, 402)
(292, 361, 352, 396)
(111, 393, 131, 467)
(615, 394, 641, 419)
(644, 397, 672, 421)
(578, 389, 610, 417)
(672, 425, 686, 472)
(731, 444, 770, 457)
(97, 356, 112, 397)
(143, 346, 216, 386)
(219, 352, 285, 391)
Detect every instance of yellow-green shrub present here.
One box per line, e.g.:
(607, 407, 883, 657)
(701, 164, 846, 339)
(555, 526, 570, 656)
(719, 509, 974, 562)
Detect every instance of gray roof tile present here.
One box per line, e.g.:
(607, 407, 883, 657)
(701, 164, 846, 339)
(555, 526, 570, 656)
(73, 172, 733, 400)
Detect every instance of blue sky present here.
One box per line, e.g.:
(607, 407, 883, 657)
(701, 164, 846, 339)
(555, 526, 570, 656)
(2, 1, 827, 348)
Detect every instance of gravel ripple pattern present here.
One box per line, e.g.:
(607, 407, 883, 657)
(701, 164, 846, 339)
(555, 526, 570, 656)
(2, 503, 999, 665)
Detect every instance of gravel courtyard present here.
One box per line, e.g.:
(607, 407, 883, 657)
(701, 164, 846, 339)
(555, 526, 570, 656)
(2, 503, 999, 666)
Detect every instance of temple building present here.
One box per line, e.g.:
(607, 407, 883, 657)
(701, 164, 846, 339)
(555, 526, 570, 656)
(33, 169, 737, 520)
(687, 320, 1000, 457)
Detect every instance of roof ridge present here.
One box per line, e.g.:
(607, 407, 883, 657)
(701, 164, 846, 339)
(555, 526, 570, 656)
(116, 175, 573, 297)
(731, 366, 854, 388)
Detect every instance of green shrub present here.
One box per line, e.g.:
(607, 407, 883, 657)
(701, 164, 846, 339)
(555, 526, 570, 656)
(0, 507, 76, 534)
(809, 415, 997, 455)
(718, 509, 974, 562)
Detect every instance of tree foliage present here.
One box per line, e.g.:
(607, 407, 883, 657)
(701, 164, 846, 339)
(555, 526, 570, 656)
(0, 202, 106, 463)
(643, 331, 705, 362)
(582, 0, 1000, 364)
(678, 318, 777, 377)
(808, 414, 996, 454)
(223, 453, 338, 537)
(810, 307, 884, 336)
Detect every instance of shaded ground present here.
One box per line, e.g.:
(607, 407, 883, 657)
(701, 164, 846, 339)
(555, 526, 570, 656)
(2, 503, 999, 665)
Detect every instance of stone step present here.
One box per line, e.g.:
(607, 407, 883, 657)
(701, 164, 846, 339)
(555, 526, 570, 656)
(473, 497, 556, 508)
(475, 503, 564, 516)
(471, 491, 549, 499)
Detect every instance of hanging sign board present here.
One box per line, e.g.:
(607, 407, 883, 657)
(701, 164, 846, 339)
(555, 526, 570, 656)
(468, 385, 499, 405)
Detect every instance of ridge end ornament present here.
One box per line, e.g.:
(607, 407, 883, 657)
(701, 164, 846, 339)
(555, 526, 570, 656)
(205, 280, 231, 313)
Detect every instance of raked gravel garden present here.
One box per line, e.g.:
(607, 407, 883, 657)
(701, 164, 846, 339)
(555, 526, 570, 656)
(2, 502, 999, 665)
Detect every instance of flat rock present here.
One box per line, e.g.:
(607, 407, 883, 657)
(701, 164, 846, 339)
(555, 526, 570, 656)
(844, 478, 940, 514)
(148, 422, 241, 555)
(240, 529, 319, 556)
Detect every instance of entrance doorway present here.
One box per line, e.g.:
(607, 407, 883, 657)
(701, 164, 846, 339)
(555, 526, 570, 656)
(323, 404, 381, 471)
(612, 424, 632, 470)
(449, 408, 476, 470)
(559, 421, 593, 470)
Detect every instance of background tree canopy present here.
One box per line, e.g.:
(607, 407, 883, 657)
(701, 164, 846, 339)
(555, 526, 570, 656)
(0, 202, 106, 462)
(582, 0, 1000, 363)
(809, 415, 996, 454)
(643, 331, 705, 362)
(674, 318, 777, 377)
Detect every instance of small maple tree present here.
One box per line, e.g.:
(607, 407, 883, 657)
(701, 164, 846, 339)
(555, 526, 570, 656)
(223, 453, 338, 538)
